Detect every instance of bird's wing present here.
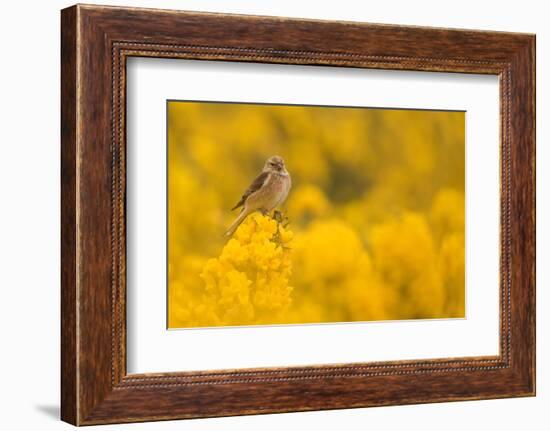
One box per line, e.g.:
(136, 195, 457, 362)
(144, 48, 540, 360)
(231, 171, 270, 210)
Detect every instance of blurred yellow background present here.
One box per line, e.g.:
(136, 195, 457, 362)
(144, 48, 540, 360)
(168, 101, 465, 328)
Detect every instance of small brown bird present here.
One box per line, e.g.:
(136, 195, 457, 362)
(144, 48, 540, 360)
(225, 155, 292, 237)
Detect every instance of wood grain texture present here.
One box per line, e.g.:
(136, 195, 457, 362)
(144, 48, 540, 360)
(60, 5, 78, 425)
(60, 4, 535, 425)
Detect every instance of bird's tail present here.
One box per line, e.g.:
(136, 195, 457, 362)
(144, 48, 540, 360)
(225, 208, 251, 237)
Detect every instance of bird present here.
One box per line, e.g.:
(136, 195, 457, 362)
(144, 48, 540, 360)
(225, 155, 292, 237)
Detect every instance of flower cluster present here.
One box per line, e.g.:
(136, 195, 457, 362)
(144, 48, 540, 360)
(173, 213, 293, 327)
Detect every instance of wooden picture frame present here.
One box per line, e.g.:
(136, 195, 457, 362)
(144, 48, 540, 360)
(61, 4, 535, 425)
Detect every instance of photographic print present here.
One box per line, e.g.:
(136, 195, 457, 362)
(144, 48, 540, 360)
(167, 101, 465, 329)
(61, 6, 535, 422)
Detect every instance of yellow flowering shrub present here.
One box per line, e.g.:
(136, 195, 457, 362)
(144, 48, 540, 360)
(438, 232, 465, 317)
(287, 184, 330, 223)
(174, 213, 294, 327)
(369, 213, 445, 319)
(290, 220, 392, 322)
(430, 188, 465, 241)
(431, 188, 466, 316)
(167, 101, 466, 328)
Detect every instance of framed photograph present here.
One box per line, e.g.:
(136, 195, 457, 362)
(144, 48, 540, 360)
(61, 4, 535, 425)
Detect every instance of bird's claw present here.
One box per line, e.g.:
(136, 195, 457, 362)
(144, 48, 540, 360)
(270, 210, 290, 248)
(272, 210, 289, 225)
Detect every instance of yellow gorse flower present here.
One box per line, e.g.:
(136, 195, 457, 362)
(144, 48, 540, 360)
(195, 213, 293, 327)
